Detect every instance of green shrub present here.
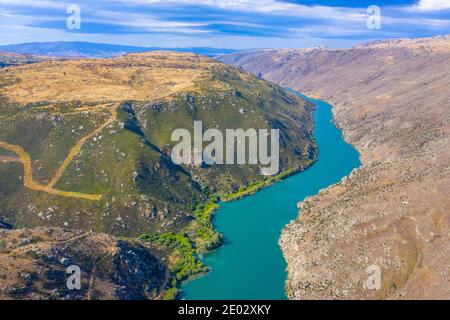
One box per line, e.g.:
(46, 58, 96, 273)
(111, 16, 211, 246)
(163, 288, 179, 300)
(140, 232, 207, 281)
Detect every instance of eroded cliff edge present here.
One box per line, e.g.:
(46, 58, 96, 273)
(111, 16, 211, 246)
(220, 36, 450, 299)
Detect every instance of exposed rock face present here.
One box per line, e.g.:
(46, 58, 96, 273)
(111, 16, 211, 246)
(220, 35, 450, 299)
(0, 227, 171, 300)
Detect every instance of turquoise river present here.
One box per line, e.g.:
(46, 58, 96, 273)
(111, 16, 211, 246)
(181, 91, 361, 300)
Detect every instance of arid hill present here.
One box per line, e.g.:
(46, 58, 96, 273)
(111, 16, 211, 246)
(220, 35, 450, 299)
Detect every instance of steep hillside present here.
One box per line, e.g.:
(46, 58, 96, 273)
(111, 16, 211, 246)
(220, 35, 450, 299)
(0, 226, 171, 300)
(0, 52, 315, 239)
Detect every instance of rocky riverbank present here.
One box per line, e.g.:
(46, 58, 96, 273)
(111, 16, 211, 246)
(220, 35, 450, 299)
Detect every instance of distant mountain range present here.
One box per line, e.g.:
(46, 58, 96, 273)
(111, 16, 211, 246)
(0, 41, 240, 58)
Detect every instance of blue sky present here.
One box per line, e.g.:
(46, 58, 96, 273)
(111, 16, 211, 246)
(0, 0, 449, 48)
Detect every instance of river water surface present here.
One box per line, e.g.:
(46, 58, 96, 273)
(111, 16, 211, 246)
(181, 91, 361, 300)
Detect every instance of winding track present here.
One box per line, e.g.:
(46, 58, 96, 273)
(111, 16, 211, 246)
(0, 103, 120, 201)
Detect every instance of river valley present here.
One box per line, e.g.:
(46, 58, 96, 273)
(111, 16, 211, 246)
(182, 91, 361, 300)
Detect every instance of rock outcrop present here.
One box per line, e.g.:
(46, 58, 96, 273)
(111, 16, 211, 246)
(0, 227, 171, 300)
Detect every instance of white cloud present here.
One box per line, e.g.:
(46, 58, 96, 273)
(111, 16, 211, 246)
(413, 0, 450, 11)
(95, 10, 209, 30)
(0, 0, 449, 49)
(0, 0, 67, 8)
(112, 0, 366, 21)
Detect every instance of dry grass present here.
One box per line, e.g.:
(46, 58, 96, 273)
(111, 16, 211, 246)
(1, 51, 230, 105)
(0, 51, 236, 200)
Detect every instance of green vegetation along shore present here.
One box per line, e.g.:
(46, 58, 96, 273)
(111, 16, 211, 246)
(139, 160, 318, 299)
